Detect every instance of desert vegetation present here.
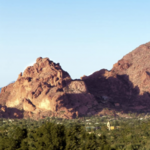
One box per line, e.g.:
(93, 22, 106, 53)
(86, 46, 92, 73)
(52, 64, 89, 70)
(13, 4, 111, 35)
(0, 113, 150, 150)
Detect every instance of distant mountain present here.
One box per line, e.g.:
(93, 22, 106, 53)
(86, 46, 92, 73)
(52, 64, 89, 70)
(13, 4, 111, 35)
(0, 81, 15, 93)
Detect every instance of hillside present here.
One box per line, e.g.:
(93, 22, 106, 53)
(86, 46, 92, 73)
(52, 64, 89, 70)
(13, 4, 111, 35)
(1, 42, 150, 119)
(82, 42, 150, 114)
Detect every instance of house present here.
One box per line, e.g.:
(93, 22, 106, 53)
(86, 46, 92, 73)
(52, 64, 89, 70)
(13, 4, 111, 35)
(8, 119, 14, 122)
(110, 126, 115, 130)
(86, 119, 91, 121)
(86, 122, 91, 125)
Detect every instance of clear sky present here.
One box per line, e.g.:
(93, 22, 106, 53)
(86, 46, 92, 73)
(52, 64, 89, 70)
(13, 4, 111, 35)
(0, 0, 150, 87)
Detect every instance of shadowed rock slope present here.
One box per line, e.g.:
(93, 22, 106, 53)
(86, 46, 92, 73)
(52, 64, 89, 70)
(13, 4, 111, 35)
(82, 42, 150, 113)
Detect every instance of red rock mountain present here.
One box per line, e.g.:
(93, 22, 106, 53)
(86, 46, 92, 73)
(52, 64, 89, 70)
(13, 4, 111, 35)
(82, 42, 150, 113)
(0, 57, 97, 119)
(1, 42, 150, 119)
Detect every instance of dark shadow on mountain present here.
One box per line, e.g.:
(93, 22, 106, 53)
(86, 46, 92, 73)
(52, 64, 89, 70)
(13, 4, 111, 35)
(0, 104, 24, 119)
(57, 69, 150, 118)
(82, 70, 150, 116)
(1, 71, 150, 119)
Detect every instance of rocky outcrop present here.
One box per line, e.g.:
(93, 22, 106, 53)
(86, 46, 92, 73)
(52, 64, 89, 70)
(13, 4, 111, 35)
(112, 42, 150, 95)
(23, 98, 36, 111)
(1, 42, 150, 119)
(82, 42, 150, 111)
(0, 57, 97, 119)
(0, 104, 23, 118)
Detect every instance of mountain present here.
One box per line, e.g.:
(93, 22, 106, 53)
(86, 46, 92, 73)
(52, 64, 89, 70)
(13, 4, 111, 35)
(1, 42, 150, 119)
(0, 57, 97, 119)
(82, 42, 150, 113)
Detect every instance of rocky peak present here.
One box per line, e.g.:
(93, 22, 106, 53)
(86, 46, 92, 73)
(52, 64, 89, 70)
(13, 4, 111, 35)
(0, 57, 97, 119)
(81, 41, 150, 113)
(111, 42, 150, 95)
(20, 57, 71, 87)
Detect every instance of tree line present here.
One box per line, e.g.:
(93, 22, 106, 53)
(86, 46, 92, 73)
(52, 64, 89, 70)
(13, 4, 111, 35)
(1, 117, 150, 149)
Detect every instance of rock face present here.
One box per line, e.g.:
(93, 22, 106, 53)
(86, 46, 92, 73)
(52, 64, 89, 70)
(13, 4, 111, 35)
(0, 81, 15, 93)
(82, 42, 150, 112)
(112, 42, 150, 95)
(1, 42, 150, 119)
(0, 57, 97, 119)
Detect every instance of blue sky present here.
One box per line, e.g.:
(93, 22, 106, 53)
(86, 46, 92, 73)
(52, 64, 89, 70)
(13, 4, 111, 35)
(0, 0, 150, 87)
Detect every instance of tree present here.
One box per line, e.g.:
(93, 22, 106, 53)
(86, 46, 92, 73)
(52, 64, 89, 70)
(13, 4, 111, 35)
(84, 133, 98, 150)
(33, 122, 66, 150)
(11, 127, 27, 142)
(65, 124, 84, 150)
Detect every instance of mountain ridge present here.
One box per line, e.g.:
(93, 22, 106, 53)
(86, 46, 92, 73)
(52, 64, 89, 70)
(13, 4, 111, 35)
(1, 42, 150, 119)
